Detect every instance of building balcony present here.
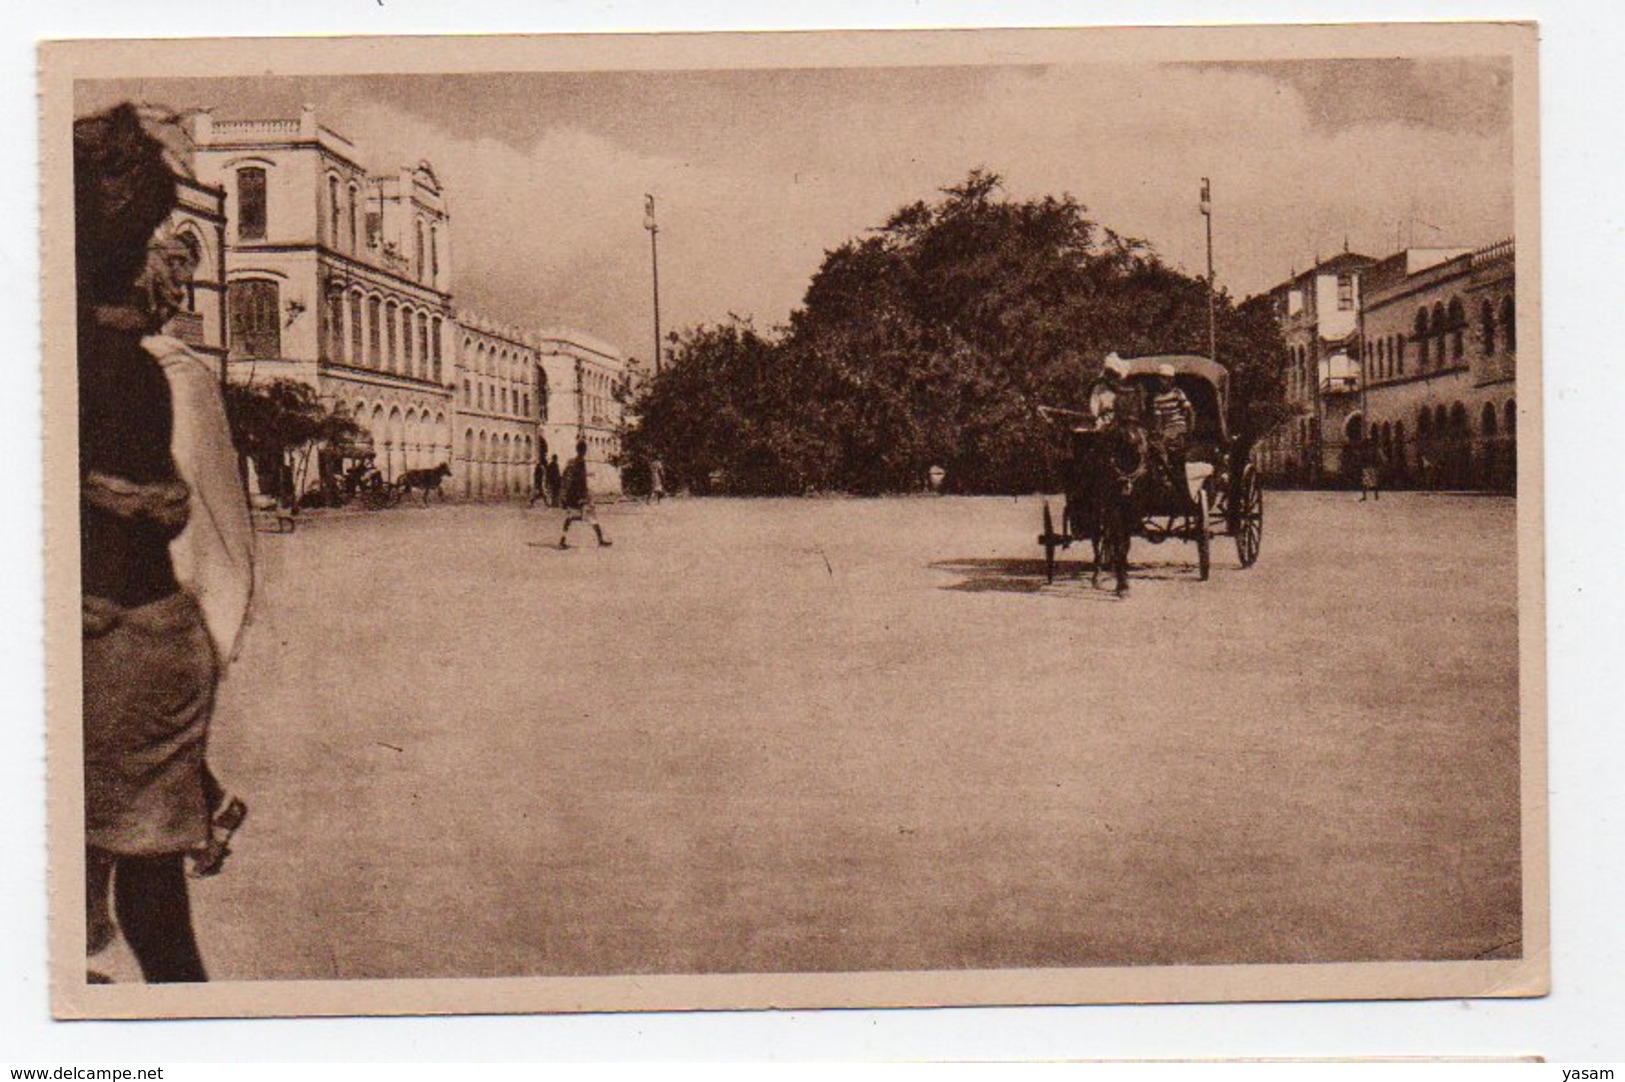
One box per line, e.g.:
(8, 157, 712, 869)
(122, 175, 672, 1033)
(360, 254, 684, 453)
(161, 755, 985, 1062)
(1319, 352, 1361, 395)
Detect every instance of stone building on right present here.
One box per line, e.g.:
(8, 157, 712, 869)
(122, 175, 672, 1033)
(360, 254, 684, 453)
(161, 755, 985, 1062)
(1356, 240, 1517, 491)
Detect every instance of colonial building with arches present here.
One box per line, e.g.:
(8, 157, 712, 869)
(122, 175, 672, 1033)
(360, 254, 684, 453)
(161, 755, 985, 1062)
(1357, 240, 1517, 491)
(453, 313, 545, 500)
(188, 106, 455, 493)
(536, 328, 629, 497)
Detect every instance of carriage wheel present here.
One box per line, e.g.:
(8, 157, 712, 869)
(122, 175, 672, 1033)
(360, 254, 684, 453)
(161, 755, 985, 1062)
(1234, 465, 1263, 568)
(1042, 500, 1058, 584)
(1194, 485, 1212, 582)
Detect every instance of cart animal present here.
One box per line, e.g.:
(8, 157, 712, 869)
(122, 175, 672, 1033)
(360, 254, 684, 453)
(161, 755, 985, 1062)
(1037, 353, 1263, 593)
(397, 463, 452, 506)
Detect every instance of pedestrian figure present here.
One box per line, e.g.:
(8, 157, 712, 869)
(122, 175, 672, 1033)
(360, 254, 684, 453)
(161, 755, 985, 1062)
(558, 440, 611, 548)
(528, 457, 548, 508)
(545, 453, 563, 509)
(77, 103, 251, 983)
(648, 458, 666, 504)
(1356, 436, 1384, 501)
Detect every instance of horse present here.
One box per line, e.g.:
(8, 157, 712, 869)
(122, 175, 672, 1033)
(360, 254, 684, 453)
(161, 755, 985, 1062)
(396, 463, 451, 506)
(1083, 420, 1154, 596)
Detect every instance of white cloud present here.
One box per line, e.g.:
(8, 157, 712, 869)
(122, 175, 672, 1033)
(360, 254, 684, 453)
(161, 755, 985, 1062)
(319, 62, 1512, 354)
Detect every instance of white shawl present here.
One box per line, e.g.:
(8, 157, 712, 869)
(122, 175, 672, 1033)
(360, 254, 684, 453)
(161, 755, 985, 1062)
(146, 335, 255, 664)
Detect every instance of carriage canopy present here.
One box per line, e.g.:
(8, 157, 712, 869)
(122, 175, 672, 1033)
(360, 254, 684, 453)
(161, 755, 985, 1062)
(1112, 353, 1229, 443)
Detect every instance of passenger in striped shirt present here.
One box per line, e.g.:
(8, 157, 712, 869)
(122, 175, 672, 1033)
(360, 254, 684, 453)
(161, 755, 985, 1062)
(1150, 363, 1196, 499)
(1150, 363, 1195, 449)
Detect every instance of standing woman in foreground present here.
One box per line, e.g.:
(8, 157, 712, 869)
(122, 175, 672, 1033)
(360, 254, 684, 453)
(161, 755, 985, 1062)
(78, 103, 250, 982)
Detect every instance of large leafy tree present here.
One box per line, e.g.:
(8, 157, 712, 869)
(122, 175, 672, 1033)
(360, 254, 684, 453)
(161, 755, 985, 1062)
(627, 169, 1287, 495)
(223, 378, 363, 504)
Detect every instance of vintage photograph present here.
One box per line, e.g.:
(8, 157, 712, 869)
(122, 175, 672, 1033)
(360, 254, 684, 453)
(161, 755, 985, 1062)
(42, 24, 1543, 1016)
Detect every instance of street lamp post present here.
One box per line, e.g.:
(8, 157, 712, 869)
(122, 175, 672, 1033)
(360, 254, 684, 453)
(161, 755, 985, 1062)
(644, 194, 662, 375)
(1201, 177, 1216, 365)
(574, 355, 586, 444)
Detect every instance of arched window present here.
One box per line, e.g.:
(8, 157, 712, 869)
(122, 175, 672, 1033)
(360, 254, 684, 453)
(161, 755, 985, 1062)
(537, 368, 549, 421)
(417, 313, 429, 379)
(1500, 296, 1516, 352)
(349, 290, 364, 363)
(324, 281, 345, 362)
(1448, 298, 1465, 360)
(384, 301, 399, 371)
(462, 378, 470, 405)
(1434, 404, 1449, 435)
(415, 220, 426, 282)
(402, 307, 415, 373)
(430, 223, 440, 282)
(328, 175, 341, 245)
(1450, 402, 1469, 436)
(1505, 399, 1516, 435)
(1415, 308, 1430, 369)
(431, 317, 443, 382)
(228, 278, 280, 359)
(1482, 402, 1498, 437)
(366, 296, 381, 366)
(1481, 299, 1497, 355)
(237, 167, 267, 240)
(348, 183, 359, 252)
(1432, 301, 1447, 359)
(172, 230, 203, 312)
(1395, 334, 1405, 375)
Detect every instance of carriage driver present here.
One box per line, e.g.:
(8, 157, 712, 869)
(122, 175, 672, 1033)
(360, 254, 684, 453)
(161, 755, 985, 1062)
(1088, 353, 1128, 429)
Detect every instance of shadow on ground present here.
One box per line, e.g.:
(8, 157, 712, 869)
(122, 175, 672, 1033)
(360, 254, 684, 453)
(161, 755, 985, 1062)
(930, 556, 1199, 595)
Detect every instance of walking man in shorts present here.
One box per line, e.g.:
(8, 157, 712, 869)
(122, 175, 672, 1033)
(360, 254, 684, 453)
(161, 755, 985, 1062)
(558, 439, 612, 549)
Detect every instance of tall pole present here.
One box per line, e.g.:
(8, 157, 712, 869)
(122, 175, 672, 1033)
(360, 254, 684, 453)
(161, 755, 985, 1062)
(1201, 177, 1216, 364)
(644, 194, 662, 375)
(575, 355, 585, 443)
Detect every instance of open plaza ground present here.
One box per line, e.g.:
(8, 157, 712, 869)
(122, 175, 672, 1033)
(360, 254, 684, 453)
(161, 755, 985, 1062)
(96, 489, 1522, 981)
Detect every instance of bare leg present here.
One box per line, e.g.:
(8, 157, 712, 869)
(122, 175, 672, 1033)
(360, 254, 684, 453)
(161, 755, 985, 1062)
(114, 853, 207, 983)
(86, 847, 115, 957)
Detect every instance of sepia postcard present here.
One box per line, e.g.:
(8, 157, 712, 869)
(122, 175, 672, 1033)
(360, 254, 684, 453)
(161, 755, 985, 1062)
(41, 22, 1545, 1018)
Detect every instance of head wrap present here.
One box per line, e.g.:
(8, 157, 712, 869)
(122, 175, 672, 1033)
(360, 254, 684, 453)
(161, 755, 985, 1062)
(74, 103, 180, 304)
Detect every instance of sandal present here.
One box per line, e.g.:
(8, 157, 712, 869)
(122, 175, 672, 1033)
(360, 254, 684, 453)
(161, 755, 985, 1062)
(188, 796, 248, 878)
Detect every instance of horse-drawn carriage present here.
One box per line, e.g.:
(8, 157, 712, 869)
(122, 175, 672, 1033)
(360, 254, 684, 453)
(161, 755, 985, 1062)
(1037, 353, 1263, 591)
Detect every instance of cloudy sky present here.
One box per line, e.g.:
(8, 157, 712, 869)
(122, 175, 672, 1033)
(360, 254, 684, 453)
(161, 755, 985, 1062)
(79, 58, 1514, 360)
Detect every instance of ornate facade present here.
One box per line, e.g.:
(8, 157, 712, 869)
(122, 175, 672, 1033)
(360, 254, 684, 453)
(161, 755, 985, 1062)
(1358, 241, 1517, 490)
(453, 314, 544, 499)
(189, 106, 455, 489)
(536, 328, 628, 496)
(1256, 251, 1376, 484)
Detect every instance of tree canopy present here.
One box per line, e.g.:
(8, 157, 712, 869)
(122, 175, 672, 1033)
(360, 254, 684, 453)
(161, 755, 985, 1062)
(624, 169, 1287, 496)
(224, 378, 363, 502)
